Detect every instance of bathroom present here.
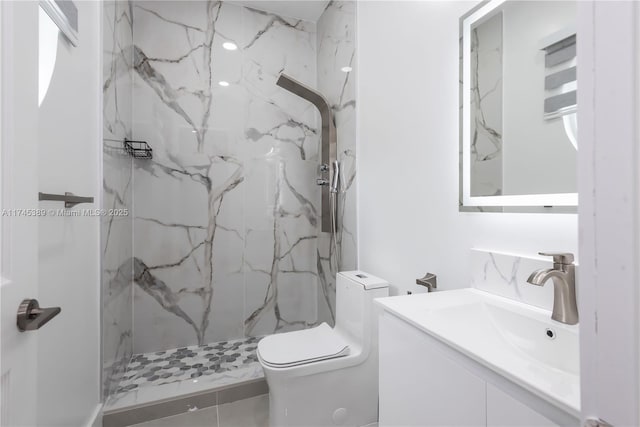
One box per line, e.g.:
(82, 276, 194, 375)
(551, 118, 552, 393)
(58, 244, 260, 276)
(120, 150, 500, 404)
(0, 0, 637, 426)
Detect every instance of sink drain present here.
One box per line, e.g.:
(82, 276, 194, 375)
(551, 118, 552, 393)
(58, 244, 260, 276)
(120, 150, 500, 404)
(545, 328, 556, 340)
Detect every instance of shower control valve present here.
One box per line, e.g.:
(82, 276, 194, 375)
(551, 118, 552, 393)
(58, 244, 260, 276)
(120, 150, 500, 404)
(316, 178, 329, 186)
(318, 163, 329, 173)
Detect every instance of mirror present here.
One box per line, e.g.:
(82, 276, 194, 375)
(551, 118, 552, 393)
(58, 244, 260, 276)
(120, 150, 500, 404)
(460, 0, 577, 211)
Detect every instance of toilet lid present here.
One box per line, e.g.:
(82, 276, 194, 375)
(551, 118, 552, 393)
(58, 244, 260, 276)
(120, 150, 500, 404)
(258, 323, 350, 368)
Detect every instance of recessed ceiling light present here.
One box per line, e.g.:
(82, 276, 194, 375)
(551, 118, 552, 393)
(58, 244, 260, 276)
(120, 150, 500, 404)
(222, 42, 238, 51)
(341, 66, 353, 73)
(191, 130, 197, 133)
(218, 81, 230, 87)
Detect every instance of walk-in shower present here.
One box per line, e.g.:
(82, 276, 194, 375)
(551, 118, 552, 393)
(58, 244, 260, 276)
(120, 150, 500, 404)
(102, 0, 357, 422)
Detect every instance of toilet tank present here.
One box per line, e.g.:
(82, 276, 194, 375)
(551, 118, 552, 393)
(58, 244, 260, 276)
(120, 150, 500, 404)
(335, 271, 389, 344)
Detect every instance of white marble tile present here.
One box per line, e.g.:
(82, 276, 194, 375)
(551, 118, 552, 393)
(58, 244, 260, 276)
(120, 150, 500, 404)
(103, 0, 134, 399)
(110, 0, 357, 360)
(316, 1, 357, 325)
(470, 249, 556, 311)
(129, 0, 320, 353)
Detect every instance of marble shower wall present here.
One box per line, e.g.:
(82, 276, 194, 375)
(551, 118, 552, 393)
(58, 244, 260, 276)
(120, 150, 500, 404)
(102, 1, 134, 399)
(316, 1, 357, 324)
(130, 1, 357, 354)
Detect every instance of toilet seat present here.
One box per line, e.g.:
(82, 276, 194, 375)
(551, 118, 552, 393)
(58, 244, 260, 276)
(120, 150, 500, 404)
(258, 323, 350, 368)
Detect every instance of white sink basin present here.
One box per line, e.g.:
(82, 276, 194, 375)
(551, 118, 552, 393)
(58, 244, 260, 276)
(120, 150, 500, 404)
(375, 288, 580, 417)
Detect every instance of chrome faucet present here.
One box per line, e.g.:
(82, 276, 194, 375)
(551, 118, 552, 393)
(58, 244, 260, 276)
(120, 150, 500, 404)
(527, 252, 578, 325)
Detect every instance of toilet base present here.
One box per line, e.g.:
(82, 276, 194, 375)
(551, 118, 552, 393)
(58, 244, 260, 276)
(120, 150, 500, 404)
(265, 358, 379, 427)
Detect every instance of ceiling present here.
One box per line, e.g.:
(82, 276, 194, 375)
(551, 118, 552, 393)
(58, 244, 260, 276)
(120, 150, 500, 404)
(231, 1, 330, 22)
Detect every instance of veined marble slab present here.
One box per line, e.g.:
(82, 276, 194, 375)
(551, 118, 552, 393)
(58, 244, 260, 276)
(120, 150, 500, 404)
(470, 248, 558, 311)
(127, 0, 357, 355)
(316, 0, 357, 325)
(102, 0, 134, 399)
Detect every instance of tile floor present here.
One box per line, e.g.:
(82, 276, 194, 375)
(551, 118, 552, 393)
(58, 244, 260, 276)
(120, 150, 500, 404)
(116, 337, 262, 394)
(130, 394, 269, 427)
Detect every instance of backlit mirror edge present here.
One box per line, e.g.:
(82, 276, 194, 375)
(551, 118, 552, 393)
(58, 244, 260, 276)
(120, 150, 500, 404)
(458, 0, 578, 214)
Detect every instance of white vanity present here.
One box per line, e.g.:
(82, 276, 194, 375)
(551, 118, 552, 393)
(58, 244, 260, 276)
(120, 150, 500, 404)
(376, 0, 582, 422)
(376, 289, 580, 427)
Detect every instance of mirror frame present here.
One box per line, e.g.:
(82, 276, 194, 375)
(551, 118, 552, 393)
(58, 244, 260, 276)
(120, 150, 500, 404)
(459, 0, 578, 212)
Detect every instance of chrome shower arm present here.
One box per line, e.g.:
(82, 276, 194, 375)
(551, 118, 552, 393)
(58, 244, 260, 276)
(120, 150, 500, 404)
(276, 73, 337, 232)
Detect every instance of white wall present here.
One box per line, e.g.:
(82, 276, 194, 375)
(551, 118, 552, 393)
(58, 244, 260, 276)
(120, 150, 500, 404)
(37, 1, 102, 424)
(357, 1, 578, 296)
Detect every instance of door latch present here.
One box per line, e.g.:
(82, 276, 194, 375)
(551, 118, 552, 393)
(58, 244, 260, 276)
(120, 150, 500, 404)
(16, 299, 61, 332)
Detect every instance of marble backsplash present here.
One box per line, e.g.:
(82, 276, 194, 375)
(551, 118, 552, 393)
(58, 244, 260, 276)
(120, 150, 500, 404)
(470, 248, 557, 311)
(128, 0, 357, 354)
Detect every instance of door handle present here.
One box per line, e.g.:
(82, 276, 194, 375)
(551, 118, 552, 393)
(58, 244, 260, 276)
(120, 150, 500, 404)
(16, 299, 61, 332)
(38, 192, 94, 208)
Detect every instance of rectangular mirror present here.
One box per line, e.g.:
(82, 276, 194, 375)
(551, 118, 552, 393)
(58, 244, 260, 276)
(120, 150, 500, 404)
(459, 0, 577, 212)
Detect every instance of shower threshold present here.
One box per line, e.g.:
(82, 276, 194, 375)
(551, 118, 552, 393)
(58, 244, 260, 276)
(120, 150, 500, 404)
(103, 336, 265, 414)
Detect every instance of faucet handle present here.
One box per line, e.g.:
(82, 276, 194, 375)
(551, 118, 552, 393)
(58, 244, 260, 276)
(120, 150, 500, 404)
(416, 272, 437, 292)
(539, 252, 575, 265)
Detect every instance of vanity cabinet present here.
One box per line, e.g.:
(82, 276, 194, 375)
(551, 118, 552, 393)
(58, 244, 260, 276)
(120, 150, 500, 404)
(378, 312, 577, 427)
(379, 311, 485, 426)
(486, 383, 557, 427)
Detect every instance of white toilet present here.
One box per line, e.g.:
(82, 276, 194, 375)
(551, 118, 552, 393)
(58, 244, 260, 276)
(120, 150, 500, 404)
(257, 271, 389, 427)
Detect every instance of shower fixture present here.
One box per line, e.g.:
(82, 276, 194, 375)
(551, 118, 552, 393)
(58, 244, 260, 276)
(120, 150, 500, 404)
(276, 73, 338, 234)
(330, 160, 340, 194)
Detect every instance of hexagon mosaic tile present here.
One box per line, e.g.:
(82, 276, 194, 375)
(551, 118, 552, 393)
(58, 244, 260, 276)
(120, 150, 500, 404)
(115, 336, 263, 394)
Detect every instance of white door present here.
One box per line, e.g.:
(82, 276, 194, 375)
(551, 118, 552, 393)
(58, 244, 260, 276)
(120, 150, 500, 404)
(578, 1, 640, 426)
(0, 1, 41, 425)
(1, 1, 102, 425)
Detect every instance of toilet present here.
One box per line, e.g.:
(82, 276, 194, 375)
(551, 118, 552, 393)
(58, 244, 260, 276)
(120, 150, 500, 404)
(257, 271, 389, 427)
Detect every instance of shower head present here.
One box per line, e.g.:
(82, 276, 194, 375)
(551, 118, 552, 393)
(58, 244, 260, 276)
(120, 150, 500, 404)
(275, 72, 335, 154)
(276, 73, 332, 116)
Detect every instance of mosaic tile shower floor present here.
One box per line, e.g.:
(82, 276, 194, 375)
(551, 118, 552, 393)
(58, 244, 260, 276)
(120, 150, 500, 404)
(115, 336, 263, 394)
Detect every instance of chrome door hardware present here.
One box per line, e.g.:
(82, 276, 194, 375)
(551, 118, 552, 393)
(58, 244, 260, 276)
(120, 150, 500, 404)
(416, 273, 437, 292)
(38, 192, 94, 208)
(17, 299, 61, 332)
